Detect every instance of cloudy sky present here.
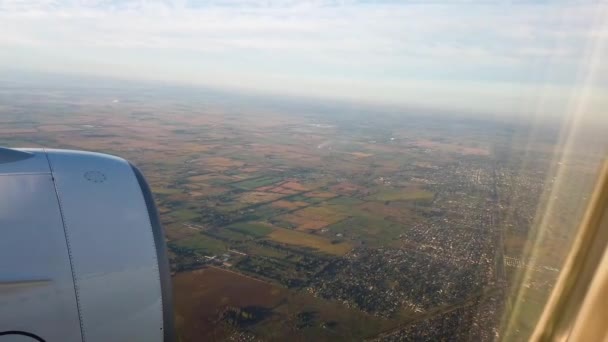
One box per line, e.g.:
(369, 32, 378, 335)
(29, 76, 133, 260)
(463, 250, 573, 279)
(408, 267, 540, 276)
(1, 0, 607, 116)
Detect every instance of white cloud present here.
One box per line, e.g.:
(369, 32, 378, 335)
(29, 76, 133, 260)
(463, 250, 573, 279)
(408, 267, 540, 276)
(0, 0, 606, 115)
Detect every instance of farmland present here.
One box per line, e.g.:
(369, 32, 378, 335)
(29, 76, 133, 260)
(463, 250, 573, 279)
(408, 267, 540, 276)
(267, 228, 352, 256)
(0, 78, 588, 341)
(173, 267, 398, 341)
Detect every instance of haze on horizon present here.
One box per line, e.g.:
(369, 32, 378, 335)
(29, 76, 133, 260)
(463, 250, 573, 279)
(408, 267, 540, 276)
(1, 0, 607, 119)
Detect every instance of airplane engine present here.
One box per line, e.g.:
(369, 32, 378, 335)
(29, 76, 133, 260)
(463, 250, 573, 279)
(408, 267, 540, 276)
(0, 148, 174, 342)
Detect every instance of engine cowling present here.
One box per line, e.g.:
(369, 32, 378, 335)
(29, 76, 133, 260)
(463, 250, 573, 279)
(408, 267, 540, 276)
(0, 148, 174, 342)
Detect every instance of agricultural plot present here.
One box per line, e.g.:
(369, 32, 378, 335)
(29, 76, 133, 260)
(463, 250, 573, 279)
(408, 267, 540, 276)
(1, 82, 546, 341)
(187, 174, 235, 184)
(169, 209, 201, 221)
(173, 267, 398, 342)
(267, 228, 352, 256)
(226, 222, 274, 237)
(231, 176, 283, 190)
(327, 215, 407, 246)
(326, 196, 364, 206)
(270, 199, 309, 210)
(367, 187, 434, 202)
(173, 267, 287, 341)
(289, 194, 326, 204)
(329, 182, 367, 196)
(277, 205, 348, 231)
(171, 234, 227, 255)
(197, 156, 245, 171)
(207, 228, 252, 243)
(237, 191, 286, 205)
(152, 187, 182, 195)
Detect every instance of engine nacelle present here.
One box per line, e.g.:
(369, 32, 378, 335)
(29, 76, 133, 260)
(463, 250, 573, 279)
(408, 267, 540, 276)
(0, 148, 173, 342)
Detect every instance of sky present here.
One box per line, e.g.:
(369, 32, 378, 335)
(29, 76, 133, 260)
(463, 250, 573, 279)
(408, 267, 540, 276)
(1, 0, 607, 117)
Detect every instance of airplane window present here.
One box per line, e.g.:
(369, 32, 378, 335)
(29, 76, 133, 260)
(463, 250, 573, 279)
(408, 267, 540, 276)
(0, 1, 606, 341)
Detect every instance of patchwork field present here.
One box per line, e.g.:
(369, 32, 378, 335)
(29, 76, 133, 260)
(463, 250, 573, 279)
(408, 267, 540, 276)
(0, 82, 568, 341)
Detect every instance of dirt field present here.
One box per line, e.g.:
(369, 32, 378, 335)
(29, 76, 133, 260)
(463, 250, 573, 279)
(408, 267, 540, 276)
(173, 267, 394, 341)
(173, 267, 287, 341)
(197, 157, 245, 171)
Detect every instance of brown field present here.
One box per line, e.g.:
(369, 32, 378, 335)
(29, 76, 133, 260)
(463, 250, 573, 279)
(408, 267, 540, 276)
(280, 181, 309, 191)
(240, 167, 261, 173)
(260, 180, 309, 195)
(348, 152, 373, 158)
(267, 228, 352, 255)
(187, 174, 235, 183)
(194, 186, 230, 197)
(173, 267, 287, 341)
(269, 187, 300, 195)
(197, 157, 245, 171)
(158, 206, 172, 215)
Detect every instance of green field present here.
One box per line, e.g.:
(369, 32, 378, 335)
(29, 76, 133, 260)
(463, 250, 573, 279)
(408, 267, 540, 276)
(242, 242, 290, 259)
(170, 209, 200, 221)
(326, 196, 364, 206)
(153, 187, 182, 195)
(231, 176, 282, 190)
(208, 228, 252, 242)
(173, 234, 226, 255)
(289, 194, 325, 204)
(267, 228, 352, 256)
(328, 215, 406, 246)
(226, 221, 275, 237)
